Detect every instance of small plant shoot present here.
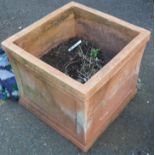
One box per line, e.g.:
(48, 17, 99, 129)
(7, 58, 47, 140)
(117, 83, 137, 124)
(90, 48, 100, 58)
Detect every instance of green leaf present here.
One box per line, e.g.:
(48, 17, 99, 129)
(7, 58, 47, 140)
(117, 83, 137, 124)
(90, 48, 100, 58)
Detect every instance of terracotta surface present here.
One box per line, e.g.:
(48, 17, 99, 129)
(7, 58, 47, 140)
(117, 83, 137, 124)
(1, 2, 150, 152)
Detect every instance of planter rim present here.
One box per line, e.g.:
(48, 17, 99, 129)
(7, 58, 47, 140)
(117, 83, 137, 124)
(1, 2, 151, 100)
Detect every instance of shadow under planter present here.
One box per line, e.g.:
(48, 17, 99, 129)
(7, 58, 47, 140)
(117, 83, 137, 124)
(1, 2, 150, 152)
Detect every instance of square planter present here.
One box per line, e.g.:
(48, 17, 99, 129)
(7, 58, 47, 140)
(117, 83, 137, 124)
(2, 2, 150, 152)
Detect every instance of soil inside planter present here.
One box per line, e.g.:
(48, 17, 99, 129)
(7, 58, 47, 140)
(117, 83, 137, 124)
(41, 37, 116, 84)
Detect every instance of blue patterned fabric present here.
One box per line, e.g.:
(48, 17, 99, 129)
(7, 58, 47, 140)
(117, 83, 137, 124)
(0, 48, 19, 101)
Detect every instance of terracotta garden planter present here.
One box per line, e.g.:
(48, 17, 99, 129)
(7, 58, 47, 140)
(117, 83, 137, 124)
(2, 2, 150, 152)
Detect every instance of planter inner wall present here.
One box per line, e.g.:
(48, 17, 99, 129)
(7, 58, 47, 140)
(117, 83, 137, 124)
(14, 7, 139, 61)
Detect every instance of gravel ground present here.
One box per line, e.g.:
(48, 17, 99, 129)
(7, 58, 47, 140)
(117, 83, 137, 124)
(0, 0, 153, 155)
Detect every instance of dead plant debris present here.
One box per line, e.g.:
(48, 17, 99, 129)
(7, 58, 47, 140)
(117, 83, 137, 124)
(41, 37, 116, 84)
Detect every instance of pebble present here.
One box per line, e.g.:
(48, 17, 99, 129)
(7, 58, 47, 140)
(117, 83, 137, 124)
(137, 78, 142, 90)
(5, 117, 9, 121)
(121, 136, 125, 140)
(146, 100, 150, 104)
(43, 142, 47, 146)
(11, 17, 15, 20)
(0, 132, 4, 136)
(18, 26, 22, 30)
(138, 78, 141, 83)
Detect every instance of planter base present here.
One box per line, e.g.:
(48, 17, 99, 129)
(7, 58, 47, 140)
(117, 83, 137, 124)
(19, 88, 137, 152)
